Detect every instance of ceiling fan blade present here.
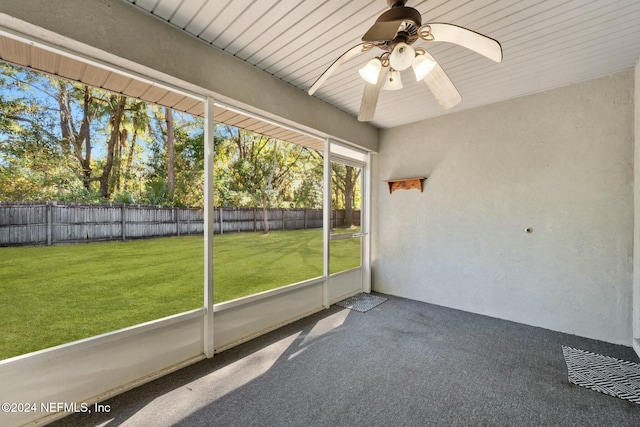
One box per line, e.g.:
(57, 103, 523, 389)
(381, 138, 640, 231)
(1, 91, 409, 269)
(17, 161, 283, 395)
(362, 20, 403, 42)
(421, 51, 461, 109)
(358, 67, 388, 122)
(427, 23, 503, 63)
(308, 43, 368, 95)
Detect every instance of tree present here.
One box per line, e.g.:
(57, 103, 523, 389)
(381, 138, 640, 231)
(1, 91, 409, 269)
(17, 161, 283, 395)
(0, 61, 208, 206)
(97, 94, 127, 199)
(55, 79, 154, 200)
(288, 149, 323, 209)
(56, 82, 95, 191)
(332, 163, 361, 227)
(111, 98, 150, 200)
(165, 107, 176, 197)
(221, 125, 309, 233)
(0, 64, 76, 201)
(1, 60, 332, 212)
(143, 108, 206, 207)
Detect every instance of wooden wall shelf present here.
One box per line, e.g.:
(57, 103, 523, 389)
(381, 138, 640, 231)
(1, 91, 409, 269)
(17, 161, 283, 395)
(384, 177, 426, 194)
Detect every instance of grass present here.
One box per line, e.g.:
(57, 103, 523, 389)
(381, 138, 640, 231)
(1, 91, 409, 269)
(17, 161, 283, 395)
(0, 229, 360, 360)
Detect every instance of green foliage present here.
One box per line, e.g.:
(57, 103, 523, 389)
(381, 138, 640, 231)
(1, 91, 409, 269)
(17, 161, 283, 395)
(0, 61, 330, 211)
(57, 187, 104, 204)
(113, 191, 136, 204)
(289, 152, 324, 208)
(144, 179, 167, 205)
(331, 163, 361, 210)
(0, 62, 207, 207)
(214, 125, 323, 210)
(0, 64, 76, 201)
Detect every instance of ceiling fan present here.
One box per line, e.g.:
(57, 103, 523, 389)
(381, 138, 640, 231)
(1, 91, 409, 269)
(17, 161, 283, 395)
(307, 0, 503, 122)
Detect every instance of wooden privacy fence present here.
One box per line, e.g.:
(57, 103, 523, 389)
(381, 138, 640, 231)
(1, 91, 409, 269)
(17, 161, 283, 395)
(0, 202, 203, 246)
(0, 202, 360, 246)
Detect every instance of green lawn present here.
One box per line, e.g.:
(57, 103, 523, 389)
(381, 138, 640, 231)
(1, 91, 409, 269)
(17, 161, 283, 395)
(0, 229, 360, 360)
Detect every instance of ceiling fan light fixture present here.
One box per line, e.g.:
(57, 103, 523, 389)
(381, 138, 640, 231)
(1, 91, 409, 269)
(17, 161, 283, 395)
(389, 42, 415, 70)
(359, 58, 382, 84)
(383, 69, 403, 90)
(412, 53, 436, 80)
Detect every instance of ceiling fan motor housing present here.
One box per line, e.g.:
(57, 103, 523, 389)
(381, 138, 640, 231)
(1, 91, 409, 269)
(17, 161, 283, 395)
(376, 7, 422, 49)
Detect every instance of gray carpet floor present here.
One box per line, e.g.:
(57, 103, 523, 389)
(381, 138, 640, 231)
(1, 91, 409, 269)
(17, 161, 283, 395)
(52, 294, 640, 426)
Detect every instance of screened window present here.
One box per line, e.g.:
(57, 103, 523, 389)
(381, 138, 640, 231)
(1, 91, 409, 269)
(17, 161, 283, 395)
(0, 62, 204, 359)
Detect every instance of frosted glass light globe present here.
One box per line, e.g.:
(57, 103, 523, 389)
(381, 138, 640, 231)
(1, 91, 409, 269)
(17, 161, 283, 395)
(359, 58, 382, 84)
(389, 43, 415, 71)
(383, 69, 403, 91)
(412, 54, 436, 80)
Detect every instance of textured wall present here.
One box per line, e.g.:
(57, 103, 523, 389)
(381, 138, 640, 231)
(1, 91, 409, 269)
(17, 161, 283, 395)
(373, 71, 634, 345)
(634, 61, 640, 355)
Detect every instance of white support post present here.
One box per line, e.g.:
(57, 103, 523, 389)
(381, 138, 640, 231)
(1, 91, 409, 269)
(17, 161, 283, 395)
(322, 138, 331, 309)
(204, 96, 215, 358)
(362, 151, 372, 294)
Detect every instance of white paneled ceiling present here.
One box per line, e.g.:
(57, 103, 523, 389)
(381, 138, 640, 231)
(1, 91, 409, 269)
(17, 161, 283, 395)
(122, 0, 640, 129)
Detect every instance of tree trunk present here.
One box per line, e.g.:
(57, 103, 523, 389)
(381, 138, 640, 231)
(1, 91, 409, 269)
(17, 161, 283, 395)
(123, 133, 138, 193)
(262, 201, 270, 234)
(99, 96, 127, 199)
(343, 166, 354, 227)
(57, 83, 94, 191)
(113, 129, 127, 193)
(79, 88, 93, 191)
(165, 107, 175, 198)
(260, 140, 278, 234)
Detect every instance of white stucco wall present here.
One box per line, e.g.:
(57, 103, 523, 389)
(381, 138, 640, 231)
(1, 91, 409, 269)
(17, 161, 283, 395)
(634, 60, 640, 355)
(372, 71, 634, 345)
